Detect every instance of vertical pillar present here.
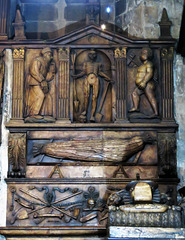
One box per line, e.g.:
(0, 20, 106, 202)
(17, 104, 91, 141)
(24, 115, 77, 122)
(161, 47, 174, 120)
(158, 132, 177, 178)
(115, 47, 127, 121)
(0, 0, 10, 40)
(12, 48, 25, 120)
(8, 133, 26, 178)
(58, 48, 70, 121)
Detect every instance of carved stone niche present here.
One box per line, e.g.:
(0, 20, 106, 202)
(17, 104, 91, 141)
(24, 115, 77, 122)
(127, 48, 161, 122)
(71, 49, 115, 123)
(24, 48, 58, 123)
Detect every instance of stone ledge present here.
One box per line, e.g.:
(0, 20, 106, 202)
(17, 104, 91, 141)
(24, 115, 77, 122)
(0, 226, 106, 237)
(109, 226, 185, 239)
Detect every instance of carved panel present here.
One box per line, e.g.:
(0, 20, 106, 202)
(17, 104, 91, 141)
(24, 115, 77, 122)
(158, 133, 177, 178)
(127, 48, 160, 122)
(26, 130, 157, 179)
(24, 48, 57, 123)
(8, 133, 26, 178)
(72, 49, 113, 123)
(7, 184, 107, 227)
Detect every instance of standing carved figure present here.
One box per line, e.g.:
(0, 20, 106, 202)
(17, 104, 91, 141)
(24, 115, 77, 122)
(73, 50, 112, 122)
(25, 47, 56, 123)
(129, 48, 158, 116)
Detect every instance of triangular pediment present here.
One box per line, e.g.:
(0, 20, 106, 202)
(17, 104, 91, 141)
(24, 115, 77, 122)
(52, 24, 144, 45)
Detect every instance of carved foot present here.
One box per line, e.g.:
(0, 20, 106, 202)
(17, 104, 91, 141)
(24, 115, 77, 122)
(24, 115, 55, 123)
(90, 116, 95, 122)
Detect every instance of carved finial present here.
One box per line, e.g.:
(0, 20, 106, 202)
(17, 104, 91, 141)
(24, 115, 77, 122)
(158, 8, 172, 39)
(12, 5, 26, 41)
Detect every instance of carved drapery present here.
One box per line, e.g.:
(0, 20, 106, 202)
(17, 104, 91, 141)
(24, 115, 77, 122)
(115, 47, 127, 121)
(12, 48, 25, 119)
(161, 47, 174, 120)
(58, 48, 70, 120)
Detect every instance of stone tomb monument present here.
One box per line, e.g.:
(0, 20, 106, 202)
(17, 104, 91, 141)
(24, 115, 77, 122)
(0, 5, 183, 240)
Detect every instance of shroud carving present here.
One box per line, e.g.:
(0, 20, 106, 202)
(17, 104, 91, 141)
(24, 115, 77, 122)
(33, 133, 154, 163)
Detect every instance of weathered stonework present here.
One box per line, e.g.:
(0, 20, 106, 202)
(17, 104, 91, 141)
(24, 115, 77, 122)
(0, 2, 184, 240)
(0, 50, 13, 228)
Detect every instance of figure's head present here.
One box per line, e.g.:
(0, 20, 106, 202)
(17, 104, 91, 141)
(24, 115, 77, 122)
(88, 50, 97, 61)
(140, 48, 153, 61)
(41, 47, 53, 63)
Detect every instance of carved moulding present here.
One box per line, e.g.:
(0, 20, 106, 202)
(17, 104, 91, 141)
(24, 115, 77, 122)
(8, 133, 26, 178)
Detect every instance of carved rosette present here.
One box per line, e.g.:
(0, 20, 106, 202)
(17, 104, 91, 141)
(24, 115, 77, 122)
(12, 48, 25, 119)
(161, 47, 174, 120)
(114, 47, 127, 121)
(58, 48, 70, 120)
(8, 133, 26, 178)
(158, 133, 177, 178)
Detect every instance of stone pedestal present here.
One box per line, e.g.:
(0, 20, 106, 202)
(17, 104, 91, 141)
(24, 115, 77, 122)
(109, 226, 185, 240)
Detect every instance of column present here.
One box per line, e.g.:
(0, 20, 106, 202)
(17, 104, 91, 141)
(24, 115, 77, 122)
(58, 48, 70, 120)
(12, 48, 25, 120)
(115, 47, 127, 121)
(0, 0, 10, 40)
(161, 47, 174, 120)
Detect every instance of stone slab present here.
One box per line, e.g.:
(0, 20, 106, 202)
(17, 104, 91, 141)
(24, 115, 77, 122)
(109, 226, 185, 239)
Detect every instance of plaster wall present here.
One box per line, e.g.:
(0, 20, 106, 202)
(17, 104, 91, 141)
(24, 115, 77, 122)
(0, 1, 185, 239)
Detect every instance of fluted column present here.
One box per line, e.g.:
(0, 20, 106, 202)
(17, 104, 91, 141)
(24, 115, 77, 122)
(12, 48, 25, 120)
(58, 48, 70, 120)
(115, 47, 127, 121)
(0, 0, 10, 40)
(161, 47, 174, 120)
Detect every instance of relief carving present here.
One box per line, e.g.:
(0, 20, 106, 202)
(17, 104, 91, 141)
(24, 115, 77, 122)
(72, 50, 114, 123)
(128, 48, 158, 120)
(13, 48, 25, 59)
(8, 185, 107, 226)
(32, 133, 154, 164)
(158, 133, 177, 178)
(25, 48, 56, 123)
(8, 133, 26, 178)
(114, 47, 126, 59)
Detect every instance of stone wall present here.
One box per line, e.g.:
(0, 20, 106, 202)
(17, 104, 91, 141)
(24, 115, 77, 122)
(0, 1, 185, 238)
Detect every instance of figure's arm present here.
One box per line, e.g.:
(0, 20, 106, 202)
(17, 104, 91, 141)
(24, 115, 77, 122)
(72, 63, 86, 79)
(30, 59, 45, 83)
(138, 62, 153, 89)
(46, 61, 56, 82)
(98, 64, 114, 83)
